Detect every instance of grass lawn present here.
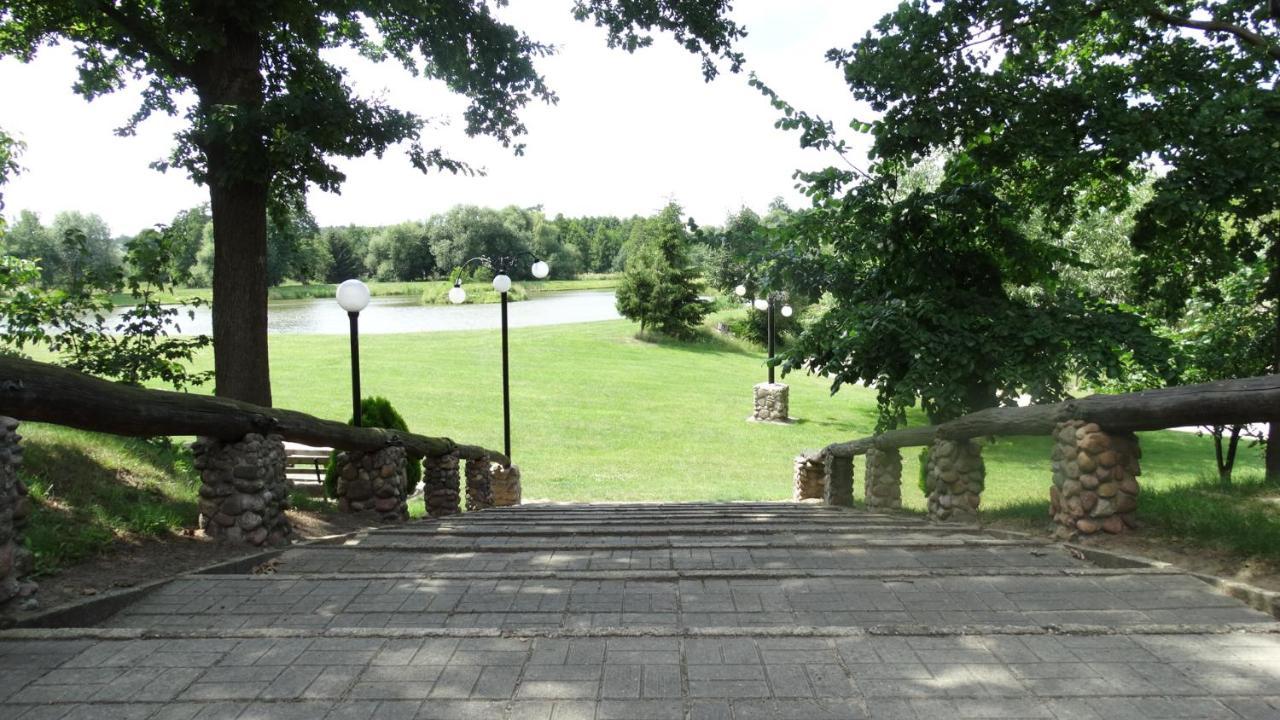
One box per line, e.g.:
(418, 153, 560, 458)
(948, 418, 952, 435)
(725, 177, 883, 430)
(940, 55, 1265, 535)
(19, 317, 1277, 567)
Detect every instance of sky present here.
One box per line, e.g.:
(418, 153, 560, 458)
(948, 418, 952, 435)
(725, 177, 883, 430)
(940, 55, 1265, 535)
(0, 1, 898, 236)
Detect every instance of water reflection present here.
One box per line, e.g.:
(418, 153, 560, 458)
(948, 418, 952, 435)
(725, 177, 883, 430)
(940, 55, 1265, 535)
(120, 290, 621, 336)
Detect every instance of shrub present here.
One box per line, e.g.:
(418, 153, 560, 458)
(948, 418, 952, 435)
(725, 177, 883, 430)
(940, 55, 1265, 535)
(324, 396, 422, 498)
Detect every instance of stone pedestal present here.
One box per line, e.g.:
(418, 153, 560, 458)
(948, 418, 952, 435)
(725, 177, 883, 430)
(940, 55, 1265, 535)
(0, 418, 35, 606)
(925, 439, 984, 522)
(864, 447, 903, 510)
(1051, 421, 1142, 539)
(793, 454, 825, 501)
(465, 456, 495, 512)
(424, 452, 461, 517)
(824, 453, 855, 507)
(492, 464, 522, 507)
(193, 433, 292, 547)
(335, 446, 409, 523)
(751, 383, 790, 423)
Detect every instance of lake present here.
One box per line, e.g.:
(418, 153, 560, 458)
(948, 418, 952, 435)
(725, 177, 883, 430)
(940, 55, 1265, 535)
(120, 290, 622, 335)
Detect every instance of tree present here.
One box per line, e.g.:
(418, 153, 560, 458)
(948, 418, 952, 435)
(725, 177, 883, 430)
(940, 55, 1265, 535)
(49, 211, 120, 283)
(428, 205, 529, 275)
(813, 0, 1280, 471)
(366, 221, 435, 281)
(615, 203, 707, 338)
(322, 226, 371, 283)
(0, 2, 744, 406)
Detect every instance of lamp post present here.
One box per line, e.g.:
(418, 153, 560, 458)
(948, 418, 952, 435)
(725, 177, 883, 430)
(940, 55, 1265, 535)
(449, 255, 550, 459)
(735, 284, 792, 385)
(336, 279, 371, 426)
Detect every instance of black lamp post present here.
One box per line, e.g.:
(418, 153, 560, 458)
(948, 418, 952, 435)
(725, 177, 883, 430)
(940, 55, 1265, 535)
(735, 283, 792, 384)
(336, 279, 371, 426)
(450, 255, 550, 459)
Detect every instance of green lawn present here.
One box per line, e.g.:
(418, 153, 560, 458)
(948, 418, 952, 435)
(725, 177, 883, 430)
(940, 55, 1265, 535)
(254, 319, 1264, 507)
(18, 317, 1278, 567)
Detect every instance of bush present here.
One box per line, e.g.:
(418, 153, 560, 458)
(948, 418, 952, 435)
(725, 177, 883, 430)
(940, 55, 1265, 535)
(917, 447, 930, 495)
(324, 397, 422, 498)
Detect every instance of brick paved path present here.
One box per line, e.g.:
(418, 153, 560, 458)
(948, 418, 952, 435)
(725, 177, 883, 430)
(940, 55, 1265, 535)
(3, 502, 1280, 718)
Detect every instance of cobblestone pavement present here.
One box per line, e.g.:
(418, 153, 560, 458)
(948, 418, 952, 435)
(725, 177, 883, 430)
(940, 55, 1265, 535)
(3, 502, 1280, 719)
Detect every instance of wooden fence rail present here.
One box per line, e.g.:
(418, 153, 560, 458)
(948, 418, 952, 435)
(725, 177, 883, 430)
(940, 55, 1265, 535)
(0, 356, 508, 466)
(823, 374, 1280, 459)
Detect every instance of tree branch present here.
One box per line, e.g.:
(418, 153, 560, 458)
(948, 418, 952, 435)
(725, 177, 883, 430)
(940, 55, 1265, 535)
(93, 1, 194, 78)
(1149, 9, 1280, 62)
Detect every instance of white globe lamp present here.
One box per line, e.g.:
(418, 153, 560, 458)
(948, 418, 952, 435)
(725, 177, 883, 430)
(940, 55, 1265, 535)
(448, 282, 467, 305)
(531, 260, 550, 279)
(753, 298, 769, 311)
(336, 279, 370, 313)
(734, 284, 747, 297)
(492, 273, 512, 294)
(781, 305, 794, 318)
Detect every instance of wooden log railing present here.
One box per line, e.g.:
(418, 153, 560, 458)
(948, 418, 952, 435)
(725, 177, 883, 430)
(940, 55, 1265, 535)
(821, 374, 1280, 459)
(0, 356, 510, 466)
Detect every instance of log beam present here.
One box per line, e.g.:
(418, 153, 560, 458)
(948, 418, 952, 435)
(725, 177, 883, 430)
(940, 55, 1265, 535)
(0, 356, 511, 463)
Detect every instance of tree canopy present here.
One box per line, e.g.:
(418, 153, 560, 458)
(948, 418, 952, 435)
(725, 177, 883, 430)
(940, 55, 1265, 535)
(0, 0, 745, 405)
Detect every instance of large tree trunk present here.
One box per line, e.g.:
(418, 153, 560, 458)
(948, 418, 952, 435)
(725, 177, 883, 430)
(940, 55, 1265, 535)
(209, 177, 272, 406)
(194, 23, 273, 406)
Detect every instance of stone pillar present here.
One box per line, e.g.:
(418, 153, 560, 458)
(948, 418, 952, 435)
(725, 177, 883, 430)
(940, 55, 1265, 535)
(1051, 421, 1142, 539)
(751, 382, 790, 423)
(925, 439, 984, 522)
(465, 456, 495, 512)
(824, 453, 855, 507)
(491, 463, 522, 507)
(0, 418, 35, 606)
(864, 447, 903, 510)
(423, 452, 461, 517)
(793, 454, 825, 501)
(193, 433, 293, 547)
(335, 446, 409, 522)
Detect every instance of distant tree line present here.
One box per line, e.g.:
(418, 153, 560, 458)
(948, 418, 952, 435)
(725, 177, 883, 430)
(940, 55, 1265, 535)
(0, 204, 687, 288)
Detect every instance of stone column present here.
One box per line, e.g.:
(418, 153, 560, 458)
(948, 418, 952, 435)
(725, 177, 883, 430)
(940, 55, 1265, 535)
(491, 463, 522, 507)
(465, 456, 495, 512)
(423, 452, 461, 517)
(0, 418, 35, 606)
(864, 447, 903, 510)
(751, 383, 790, 423)
(193, 433, 293, 547)
(335, 446, 409, 522)
(925, 439, 984, 522)
(824, 453, 855, 507)
(1051, 421, 1142, 539)
(793, 454, 825, 501)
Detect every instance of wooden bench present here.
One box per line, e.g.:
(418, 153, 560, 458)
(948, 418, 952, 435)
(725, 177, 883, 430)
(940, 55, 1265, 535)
(284, 443, 331, 496)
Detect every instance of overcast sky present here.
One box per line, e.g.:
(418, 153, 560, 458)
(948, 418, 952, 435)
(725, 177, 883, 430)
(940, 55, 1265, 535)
(0, 1, 898, 236)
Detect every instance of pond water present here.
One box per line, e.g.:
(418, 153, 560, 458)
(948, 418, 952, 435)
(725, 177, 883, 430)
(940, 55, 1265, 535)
(118, 290, 621, 335)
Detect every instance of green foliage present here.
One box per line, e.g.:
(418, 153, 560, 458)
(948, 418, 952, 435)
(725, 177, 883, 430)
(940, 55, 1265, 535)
(917, 447, 929, 496)
(324, 397, 422, 499)
(323, 226, 372, 283)
(0, 226, 212, 389)
(615, 203, 708, 339)
(366, 221, 435, 281)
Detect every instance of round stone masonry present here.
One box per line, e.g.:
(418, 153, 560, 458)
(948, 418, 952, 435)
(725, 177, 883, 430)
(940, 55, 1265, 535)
(465, 456, 495, 512)
(793, 454, 826, 501)
(864, 447, 903, 511)
(335, 445, 410, 523)
(491, 463, 522, 507)
(0, 417, 36, 606)
(926, 438, 984, 522)
(1051, 420, 1142, 539)
(423, 452, 462, 517)
(193, 433, 293, 547)
(751, 382, 791, 423)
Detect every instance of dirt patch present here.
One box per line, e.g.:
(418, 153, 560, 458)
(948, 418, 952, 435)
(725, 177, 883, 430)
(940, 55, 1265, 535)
(984, 518, 1280, 593)
(1, 506, 386, 626)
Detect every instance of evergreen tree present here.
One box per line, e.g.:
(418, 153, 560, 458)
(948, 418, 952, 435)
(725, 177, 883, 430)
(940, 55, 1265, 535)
(615, 203, 707, 339)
